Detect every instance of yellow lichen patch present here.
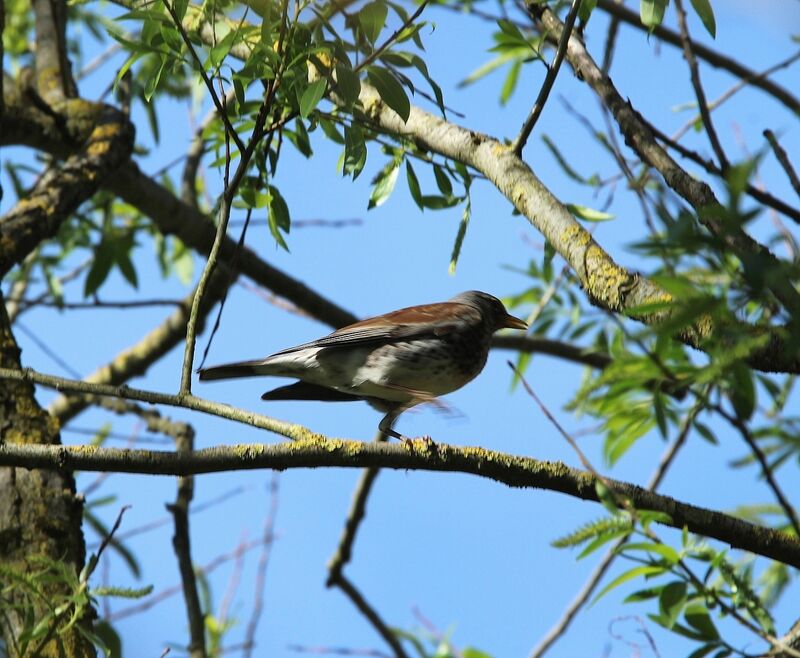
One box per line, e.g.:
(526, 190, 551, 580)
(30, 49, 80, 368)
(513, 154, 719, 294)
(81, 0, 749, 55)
(233, 443, 268, 460)
(71, 444, 99, 457)
(86, 122, 123, 157)
(492, 142, 510, 157)
(585, 244, 630, 308)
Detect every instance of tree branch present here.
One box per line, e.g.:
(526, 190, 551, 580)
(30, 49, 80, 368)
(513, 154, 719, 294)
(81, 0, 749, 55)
(167, 425, 207, 658)
(673, 0, 728, 170)
(527, 4, 800, 319)
(48, 266, 233, 424)
(595, 0, 800, 115)
(512, 0, 582, 156)
(2, 438, 799, 568)
(0, 101, 134, 276)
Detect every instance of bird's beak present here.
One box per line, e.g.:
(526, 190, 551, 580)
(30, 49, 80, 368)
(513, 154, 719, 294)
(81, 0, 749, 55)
(503, 314, 528, 330)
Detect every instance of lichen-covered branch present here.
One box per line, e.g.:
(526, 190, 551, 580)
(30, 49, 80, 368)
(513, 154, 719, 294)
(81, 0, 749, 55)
(1, 438, 799, 568)
(0, 97, 134, 276)
(528, 4, 800, 319)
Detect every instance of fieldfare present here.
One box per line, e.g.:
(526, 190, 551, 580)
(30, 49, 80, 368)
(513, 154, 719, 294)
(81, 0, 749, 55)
(198, 290, 527, 440)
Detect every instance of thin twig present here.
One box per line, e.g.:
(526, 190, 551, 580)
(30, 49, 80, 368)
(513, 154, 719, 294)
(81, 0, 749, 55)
(529, 400, 703, 658)
(671, 51, 800, 143)
(167, 424, 207, 658)
(326, 429, 408, 657)
(242, 473, 280, 658)
(673, 0, 728, 170)
(5, 366, 316, 440)
(594, 0, 800, 115)
(162, 0, 245, 154)
(513, 0, 583, 156)
(647, 119, 800, 225)
(335, 575, 409, 658)
(355, 0, 431, 74)
(714, 404, 800, 538)
(764, 129, 800, 199)
(179, 0, 292, 393)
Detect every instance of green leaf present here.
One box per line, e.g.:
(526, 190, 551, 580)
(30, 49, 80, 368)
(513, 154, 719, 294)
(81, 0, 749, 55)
(89, 620, 121, 658)
(619, 541, 680, 565)
(368, 161, 400, 209)
(684, 605, 720, 640)
(658, 581, 688, 629)
(595, 480, 619, 515)
(449, 198, 471, 274)
(433, 165, 453, 196)
(335, 63, 361, 108)
(343, 125, 367, 179)
(579, 0, 598, 22)
(567, 203, 614, 222)
(729, 363, 755, 420)
(640, 0, 668, 30)
(299, 78, 327, 118)
(268, 185, 291, 250)
(143, 54, 168, 102)
(593, 565, 666, 604)
(693, 420, 718, 445)
(500, 59, 522, 105)
(406, 160, 423, 208)
(690, 0, 716, 37)
(359, 1, 388, 43)
(84, 243, 115, 297)
(116, 253, 139, 289)
(367, 67, 410, 122)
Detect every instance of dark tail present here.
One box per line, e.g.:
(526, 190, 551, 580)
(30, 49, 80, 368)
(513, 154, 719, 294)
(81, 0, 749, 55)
(261, 381, 362, 402)
(197, 359, 267, 381)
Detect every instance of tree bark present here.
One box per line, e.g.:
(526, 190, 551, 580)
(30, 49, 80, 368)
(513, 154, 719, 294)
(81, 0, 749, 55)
(0, 295, 95, 657)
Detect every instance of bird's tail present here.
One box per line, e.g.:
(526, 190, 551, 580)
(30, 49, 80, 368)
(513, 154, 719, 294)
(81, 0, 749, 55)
(197, 359, 274, 381)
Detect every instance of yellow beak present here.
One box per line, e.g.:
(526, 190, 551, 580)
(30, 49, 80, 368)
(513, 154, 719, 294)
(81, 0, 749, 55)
(503, 315, 528, 330)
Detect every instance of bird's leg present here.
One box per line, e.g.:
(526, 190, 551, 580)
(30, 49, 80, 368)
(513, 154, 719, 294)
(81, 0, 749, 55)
(378, 410, 413, 444)
(377, 394, 438, 448)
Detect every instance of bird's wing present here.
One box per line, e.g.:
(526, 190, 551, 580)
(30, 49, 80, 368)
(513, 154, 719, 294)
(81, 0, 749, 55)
(268, 301, 478, 356)
(260, 381, 363, 402)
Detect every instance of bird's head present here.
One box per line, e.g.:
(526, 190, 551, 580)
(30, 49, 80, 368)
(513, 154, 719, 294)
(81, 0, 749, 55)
(451, 291, 528, 332)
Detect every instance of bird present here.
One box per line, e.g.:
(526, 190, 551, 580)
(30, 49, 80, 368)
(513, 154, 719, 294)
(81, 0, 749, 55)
(198, 291, 527, 440)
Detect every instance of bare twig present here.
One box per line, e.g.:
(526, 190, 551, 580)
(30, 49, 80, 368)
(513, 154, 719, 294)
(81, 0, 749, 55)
(764, 129, 800, 200)
(513, 0, 583, 155)
(714, 404, 800, 538)
(242, 473, 280, 658)
(167, 424, 207, 658)
(673, 0, 728, 170)
(529, 401, 702, 658)
(335, 575, 408, 658)
(162, 0, 245, 154)
(671, 52, 800, 143)
(595, 0, 800, 115)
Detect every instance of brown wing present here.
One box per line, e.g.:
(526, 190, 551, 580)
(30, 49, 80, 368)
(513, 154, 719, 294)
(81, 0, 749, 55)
(268, 301, 478, 357)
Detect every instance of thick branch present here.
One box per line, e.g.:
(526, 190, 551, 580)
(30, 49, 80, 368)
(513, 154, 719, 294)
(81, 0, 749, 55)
(106, 161, 357, 328)
(2, 439, 799, 568)
(340, 80, 799, 373)
(0, 101, 134, 276)
(32, 0, 76, 100)
(529, 4, 800, 318)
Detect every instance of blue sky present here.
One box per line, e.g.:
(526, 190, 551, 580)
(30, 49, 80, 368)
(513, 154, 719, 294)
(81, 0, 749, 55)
(5, 0, 800, 656)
